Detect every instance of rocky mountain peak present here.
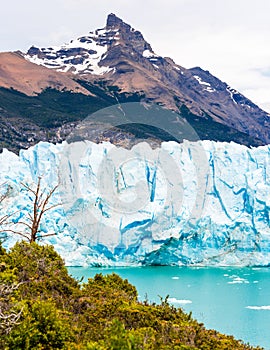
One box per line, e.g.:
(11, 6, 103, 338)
(106, 13, 130, 30)
(24, 13, 155, 76)
(105, 13, 152, 54)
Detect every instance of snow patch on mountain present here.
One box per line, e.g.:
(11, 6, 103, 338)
(226, 86, 239, 104)
(193, 75, 216, 93)
(143, 49, 159, 58)
(24, 28, 120, 75)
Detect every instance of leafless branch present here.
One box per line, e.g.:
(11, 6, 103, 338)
(4, 229, 31, 242)
(0, 281, 24, 335)
(0, 308, 23, 334)
(0, 183, 12, 204)
(0, 282, 24, 297)
(36, 233, 56, 239)
(42, 203, 61, 214)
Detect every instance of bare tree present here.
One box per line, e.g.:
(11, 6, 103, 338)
(6, 177, 59, 243)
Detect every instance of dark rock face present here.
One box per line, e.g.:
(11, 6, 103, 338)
(27, 46, 40, 55)
(106, 14, 152, 54)
(106, 13, 129, 29)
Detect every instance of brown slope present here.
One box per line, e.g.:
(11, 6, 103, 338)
(0, 51, 90, 96)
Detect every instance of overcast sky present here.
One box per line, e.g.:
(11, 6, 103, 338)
(2, 0, 270, 112)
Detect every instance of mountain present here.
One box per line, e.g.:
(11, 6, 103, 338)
(2, 140, 270, 266)
(0, 13, 269, 152)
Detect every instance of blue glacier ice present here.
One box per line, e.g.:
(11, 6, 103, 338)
(0, 140, 270, 267)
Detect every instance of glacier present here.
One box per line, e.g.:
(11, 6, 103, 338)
(0, 140, 270, 267)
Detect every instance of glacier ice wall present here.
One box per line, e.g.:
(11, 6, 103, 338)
(0, 140, 270, 266)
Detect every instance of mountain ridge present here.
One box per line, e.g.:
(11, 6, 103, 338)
(0, 13, 269, 151)
(0, 51, 90, 95)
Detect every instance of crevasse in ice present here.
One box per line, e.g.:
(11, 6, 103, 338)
(0, 140, 270, 267)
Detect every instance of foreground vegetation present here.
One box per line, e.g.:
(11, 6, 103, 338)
(0, 242, 262, 349)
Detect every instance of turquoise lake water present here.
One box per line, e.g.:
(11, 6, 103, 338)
(68, 266, 270, 349)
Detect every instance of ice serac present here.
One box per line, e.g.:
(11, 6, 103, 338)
(1, 140, 270, 267)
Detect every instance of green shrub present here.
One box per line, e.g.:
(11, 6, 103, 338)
(7, 300, 73, 349)
(5, 241, 79, 303)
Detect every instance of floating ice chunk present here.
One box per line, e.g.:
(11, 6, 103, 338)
(246, 306, 270, 310)
(228, 277, 249, 284)
(168, 298, 192, 304)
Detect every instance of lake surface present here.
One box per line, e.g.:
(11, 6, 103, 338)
(68, 266, 270, 349)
